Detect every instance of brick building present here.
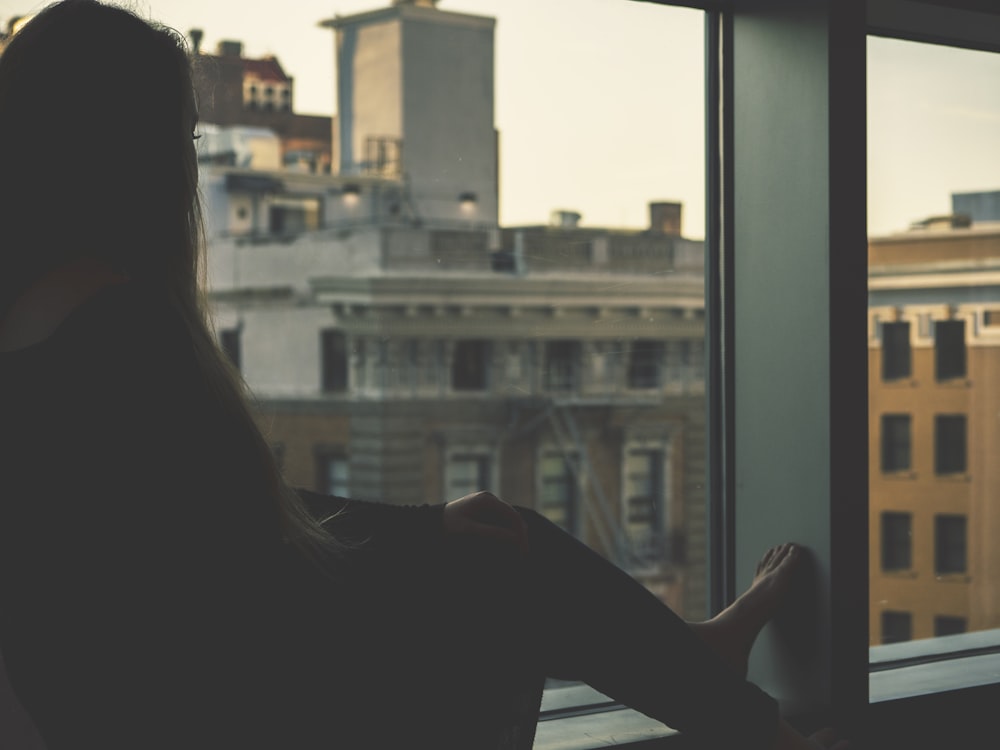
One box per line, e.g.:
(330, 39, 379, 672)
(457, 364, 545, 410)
(192, 37, 333, 173)
(869, 217, 1000, 644)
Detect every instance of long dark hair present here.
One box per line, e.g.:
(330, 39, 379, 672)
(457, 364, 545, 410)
(0, 0, 342, 562)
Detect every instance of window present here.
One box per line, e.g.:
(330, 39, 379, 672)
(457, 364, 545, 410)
(881, 322, 911, 380)
(448, 454, 491, 498)
(220, 328, 241, 372)
(543, 340, 580, 393)
(869, 32, 1000, 662)
(623, 448, 664, 533)
(935, 514, 967, 576)
(538, 451, 578, 533)
(159, 0, 1000, 741)
(317, 453, 350, 497)
(451, 340, 490, 391)
(880, 414, 911, 473)
(935, 320, 966, 381)
(934, 616, 967, 637)
(881, 611, 912, 645)
(320, 330, 348, 393)
(202, 0, 711, 733)
(271, 443, 285, 472)
(627, 340, 664, 389)
(881, 512, 912, 572)
(934, 415, 966, 475)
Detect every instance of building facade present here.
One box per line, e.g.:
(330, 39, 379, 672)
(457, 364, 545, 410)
(869, 219, 1000, 644)
(192, 38, 333, 173)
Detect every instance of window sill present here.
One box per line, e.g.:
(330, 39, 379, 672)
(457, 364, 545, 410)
(933, 378, 971, 387)
(877, 471, 916, 480)
(535, 683, 676, 749)
(879, 568, 918, 578)
(933, 473, 971, 482)
(532, 630, 1000, 749)
(880, 378, 917, 386)
(870, 628, 1000, 702)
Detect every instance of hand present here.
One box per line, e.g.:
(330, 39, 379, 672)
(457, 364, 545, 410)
(443, 491, 529, 553)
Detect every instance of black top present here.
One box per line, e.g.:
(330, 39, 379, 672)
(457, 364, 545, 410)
(0, 284, 480, 748)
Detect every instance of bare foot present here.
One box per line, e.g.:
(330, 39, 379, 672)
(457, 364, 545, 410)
(690, 543, 803, 678)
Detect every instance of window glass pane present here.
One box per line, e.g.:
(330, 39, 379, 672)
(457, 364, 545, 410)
(881, 322, 911, 381)
(934, 415, 967, 476)
(880, 414, 911, 473)
(188, 0, 705, 669)
(220, 328, 241, 372)
(934, 514, 967, 576)
(868, 36, 1000, 646)
(318, 454, 351, 497)
(881, 610, 912, 645)
(881, 512, 912, 573)
(935, 320, 966, 382)
(538, 452, 578, 533)
(451, 340, 490, 391)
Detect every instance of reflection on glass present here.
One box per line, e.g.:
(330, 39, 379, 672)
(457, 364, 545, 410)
(868, 37, 1000, 646)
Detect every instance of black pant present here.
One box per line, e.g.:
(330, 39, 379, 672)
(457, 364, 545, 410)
(433, 508, 779, 749)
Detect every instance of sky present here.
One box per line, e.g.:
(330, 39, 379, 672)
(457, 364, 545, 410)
(2, 1, 999, 237)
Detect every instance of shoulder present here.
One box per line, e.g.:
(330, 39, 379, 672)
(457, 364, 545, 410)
(0, 259, 130, 353)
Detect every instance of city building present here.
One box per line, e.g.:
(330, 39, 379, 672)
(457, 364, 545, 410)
(868, 213, 1000, 644)
(192, 35, 333, 173)
(319, 0, 499, 227)
(200, 0, 709, 618)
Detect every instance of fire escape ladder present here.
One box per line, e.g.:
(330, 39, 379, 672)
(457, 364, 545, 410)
(547, 402, 621, 565)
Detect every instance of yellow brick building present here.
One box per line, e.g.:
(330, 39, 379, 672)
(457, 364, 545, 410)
(869, 221, 1000, 644)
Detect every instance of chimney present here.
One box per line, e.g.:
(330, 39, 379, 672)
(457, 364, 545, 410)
(189, 28, 203, 54)
(392, 0, 442, 7)
(649, 201, 682, 235)
(550, 210, 582, 229)
(217, 40, 243, 58)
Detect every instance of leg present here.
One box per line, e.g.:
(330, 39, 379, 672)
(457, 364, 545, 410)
(515, 508, 780, 750)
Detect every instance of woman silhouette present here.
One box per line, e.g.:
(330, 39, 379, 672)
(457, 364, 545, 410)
(0, 2, 845, 748)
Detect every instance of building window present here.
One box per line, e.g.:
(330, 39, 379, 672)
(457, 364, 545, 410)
(321, 330, 349, 393)
(934, 414, 967, 475)
(880, 414, 911, 473)
(935, 320, 966, 381)
(220, 328, 241, 372)
(538, 451, 578, 533)
(881, 610, 912, 645)
(544, 340, 580, 392)
(317, 453, 350, 497)
(935, 514, 967, 575)
(624, 448, 664, 533)
(271, 443, 285, 472)
(934, 616, 967, 637)
(881, 512, 912, 572)
(627, 340, 664, 389)
(448, 453, 492, 499)
(882, 321, 911, 381)
(452, 340, 490, 391)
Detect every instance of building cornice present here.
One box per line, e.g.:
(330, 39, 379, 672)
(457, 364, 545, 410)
(308, 274, 704, 310)
(319, 5, 494, 32)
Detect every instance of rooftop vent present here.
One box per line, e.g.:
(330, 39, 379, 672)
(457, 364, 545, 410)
(550, 210, 581, 229)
